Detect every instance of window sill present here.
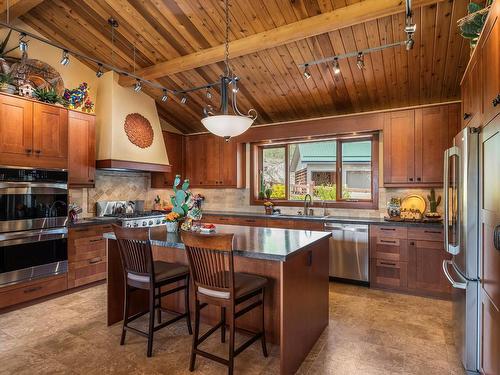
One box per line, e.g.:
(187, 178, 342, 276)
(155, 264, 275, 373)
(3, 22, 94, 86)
(250, 199, 379, 210)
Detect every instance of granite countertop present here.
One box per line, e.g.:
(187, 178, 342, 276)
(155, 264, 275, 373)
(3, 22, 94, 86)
(202, 210, 443, 228)
(67, 217, 118, 228)
(103, 224, 331, 262)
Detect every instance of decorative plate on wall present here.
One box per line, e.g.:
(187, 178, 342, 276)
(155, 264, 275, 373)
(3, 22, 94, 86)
(401, 194, 426, 213)
(9, 59, 65, 95)
(124, 113, 154, 148)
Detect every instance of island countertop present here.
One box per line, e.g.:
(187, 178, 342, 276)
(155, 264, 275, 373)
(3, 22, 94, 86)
(103, 224, 331, 262)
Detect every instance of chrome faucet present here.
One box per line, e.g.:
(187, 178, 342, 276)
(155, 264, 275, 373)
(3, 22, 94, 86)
(304, 194, 312, 216)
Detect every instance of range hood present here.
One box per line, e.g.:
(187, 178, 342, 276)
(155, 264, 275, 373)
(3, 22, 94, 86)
(95, 71, 170, 172)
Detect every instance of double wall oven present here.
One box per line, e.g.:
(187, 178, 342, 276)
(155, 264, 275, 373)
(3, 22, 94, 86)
(0, 167, 68, 287)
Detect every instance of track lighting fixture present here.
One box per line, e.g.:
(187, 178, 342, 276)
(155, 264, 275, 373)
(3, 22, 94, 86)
(161, 89, 168, 102)
(303, 64, 312, 79)
(332, 58, 341, 75)
(60, 50, 70, 66)
(405, 37, 415, 50)
(96, 63, 104, 78)
(134, 79, 142, 92)
(356, 52, 365, 70)
(206, 88, 212, 99)
(19, 33, 28, 53)
(181, 96, 187, 104)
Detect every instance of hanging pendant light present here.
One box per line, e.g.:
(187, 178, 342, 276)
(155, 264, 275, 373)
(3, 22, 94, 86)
(201, 0, 257, 140)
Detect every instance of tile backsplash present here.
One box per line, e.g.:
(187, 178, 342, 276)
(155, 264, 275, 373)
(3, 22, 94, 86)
(69, 170, 443, 219)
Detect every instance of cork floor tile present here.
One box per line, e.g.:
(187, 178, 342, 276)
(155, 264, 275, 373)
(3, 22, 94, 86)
(0, 282, 464, 375)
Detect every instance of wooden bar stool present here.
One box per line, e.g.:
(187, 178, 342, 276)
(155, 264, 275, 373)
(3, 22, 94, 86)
(113, 224, 192, 357)
(181, 231, 268, 375)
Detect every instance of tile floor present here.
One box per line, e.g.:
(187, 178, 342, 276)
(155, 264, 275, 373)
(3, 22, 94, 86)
(0, 282, 464, 375)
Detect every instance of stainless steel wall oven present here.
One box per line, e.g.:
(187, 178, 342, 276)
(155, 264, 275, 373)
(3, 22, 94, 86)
(0, 167, 68, 287)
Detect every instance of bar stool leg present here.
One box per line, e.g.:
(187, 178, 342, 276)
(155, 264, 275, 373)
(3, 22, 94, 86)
(147, 287, 155, 357)
(157, 287, 162, 324)
(221, 306, 226, 343)
(185, 277, 193, 335)
(189, 299, 200, 371)
(120, 285, 130, 345)
(228, 308, 235, 375)
(260, 288, 268, 357)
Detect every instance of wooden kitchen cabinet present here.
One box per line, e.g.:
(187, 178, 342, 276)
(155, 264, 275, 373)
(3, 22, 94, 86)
(68, 110, 95, 187)
(0, 93, 68, 169)
(481, 290, 500, 375)
(67, 224, 112, 288)
(461, 56, 482, 129)
(151, 131, 184, 188)
(481, 5, 499, 127)
(384, 104, 458, 187)
(185, 134, 244, 188)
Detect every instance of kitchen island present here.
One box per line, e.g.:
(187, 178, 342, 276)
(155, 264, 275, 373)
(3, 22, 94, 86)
(104, 224, 331, 375)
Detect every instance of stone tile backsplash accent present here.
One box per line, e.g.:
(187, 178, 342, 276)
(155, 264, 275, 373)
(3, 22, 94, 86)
(69, 170, 443, 218)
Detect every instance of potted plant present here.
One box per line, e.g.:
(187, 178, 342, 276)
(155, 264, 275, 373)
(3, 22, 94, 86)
(32, 87, 67, 105)
(0, 72, 16, 94)
(263, 201, 274, 215)
(458, 1, 493, 50)
(164, 211, 181, 232)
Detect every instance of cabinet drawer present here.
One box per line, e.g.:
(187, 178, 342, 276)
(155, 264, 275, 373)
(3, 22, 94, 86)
(68, 257, 106, 288)
(370, 225, 407, 239)
(0, 274, 67, 309)
(370, 260, 408, 290)
(407, 227, 444, 241)
(370, 237, 408, 262)
(235, 217, 266, 227)
(69, 224, 113, 240)
(203, 215, 237, 225)
(293, 221, 324, 231)
(267, 219, 295, 229)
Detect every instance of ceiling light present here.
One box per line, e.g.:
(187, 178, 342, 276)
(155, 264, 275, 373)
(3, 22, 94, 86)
(161, 89, 168, 102)
(206, 88, 212, 99)
(231, 80, 239, 93)
(303, 64, 312, 79)
(96, 63, 104, 78)
(19, 33, 28, 53)
(134, 79, 142, 92)
(356, 52, 365, 70)
(181, 96, 187, 104)
(332, 57, 340, 75)
(60, 50, 70, 66)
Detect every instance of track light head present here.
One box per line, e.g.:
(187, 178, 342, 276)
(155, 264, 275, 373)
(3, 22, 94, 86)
(405, 37, 415, 51)
(303, 64, 312, 79)
(19, 33, 28, 53)
(356, 52, 365, 70)
(60, 50, 70, 66)
(332, 58, 341, 75)
(161, 89, 168, 102)
(206, 88, 212, 99)
(134, 79, 142, 92)
(181, 96, 187, 104)
(96, 64, 104, 78)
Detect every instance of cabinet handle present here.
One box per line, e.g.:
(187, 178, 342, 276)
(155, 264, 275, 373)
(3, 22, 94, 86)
(88, 179, 94, 183)
(25, 149, 32, 154)
(35, 150, 41, 154)
(89, 257, 102, 264)
(416, 177, 421, 181)
(409, 241, 415, 246)
(89, 238, 103, 243)
(493, 94, 500, 107)
(409, 177, 414, 182)
(380, 261, 397, 267)
(74, 228, 89, 232)
(23, 286, 42, 293)
(424, 230, 441, 234)
(380, 228, 396, 231)
(463, 112, 472, 120)
(380, 240, 397, 244)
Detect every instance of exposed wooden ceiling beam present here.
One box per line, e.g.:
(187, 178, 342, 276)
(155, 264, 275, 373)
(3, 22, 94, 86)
(0, 0, 44, 21)
(119, 0, 441, 86)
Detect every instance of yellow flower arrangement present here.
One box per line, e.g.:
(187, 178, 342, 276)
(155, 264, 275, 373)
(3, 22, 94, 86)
(165, 212, 180, 222)
(263, 201, 274, 207)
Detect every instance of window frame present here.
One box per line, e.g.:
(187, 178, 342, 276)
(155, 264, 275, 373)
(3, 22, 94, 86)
(250, 133, 379, 209)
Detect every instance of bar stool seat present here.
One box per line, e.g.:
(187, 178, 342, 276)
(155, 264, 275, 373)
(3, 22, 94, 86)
(198, 272, 267, 300)
(154, 261, 189, 282)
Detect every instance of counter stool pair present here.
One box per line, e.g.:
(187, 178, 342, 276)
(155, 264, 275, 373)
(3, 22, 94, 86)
(112, 225, 268, 374)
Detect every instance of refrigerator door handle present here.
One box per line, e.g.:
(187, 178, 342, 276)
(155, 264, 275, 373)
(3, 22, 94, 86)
(442, 260, 467, 289)
(444, 146, 461, 255)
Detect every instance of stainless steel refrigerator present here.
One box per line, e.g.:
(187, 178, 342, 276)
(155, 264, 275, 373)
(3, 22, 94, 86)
(442, 127, 480, 375)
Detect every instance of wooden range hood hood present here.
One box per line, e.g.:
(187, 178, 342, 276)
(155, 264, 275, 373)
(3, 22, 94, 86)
(95, 72, 171, 173)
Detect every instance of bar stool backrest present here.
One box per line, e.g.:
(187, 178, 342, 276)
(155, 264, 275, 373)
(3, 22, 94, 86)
(181, 231, 235, 300)
(112, 224, 155, 288)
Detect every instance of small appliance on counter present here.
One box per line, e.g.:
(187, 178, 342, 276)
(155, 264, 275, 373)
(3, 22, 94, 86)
(0, 167, 68, 287)
(96, 200, 165, 228)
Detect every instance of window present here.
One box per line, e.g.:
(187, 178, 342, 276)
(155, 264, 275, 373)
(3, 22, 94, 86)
(253, 135, 378, 209)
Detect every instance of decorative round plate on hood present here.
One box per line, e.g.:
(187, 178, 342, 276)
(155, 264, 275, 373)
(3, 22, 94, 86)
(124, 113, 154, 148)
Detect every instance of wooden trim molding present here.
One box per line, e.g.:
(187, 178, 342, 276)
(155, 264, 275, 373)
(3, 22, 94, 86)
(96, 159, 171, 172)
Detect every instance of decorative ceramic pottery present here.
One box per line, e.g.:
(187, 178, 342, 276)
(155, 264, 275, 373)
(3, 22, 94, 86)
(386, 198, 401, 217)
(166, 221, 179, 233)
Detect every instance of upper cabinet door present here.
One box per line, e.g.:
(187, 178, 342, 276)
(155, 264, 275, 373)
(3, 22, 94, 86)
(462, 57, 481, 129)
(481, 8, 499, 127)
(32, 103, 68, 160)
(204, 134, 221, 186)
(383, 110, 415, 185)
(415, 106, 449, 184)
(220, 139, 238, 187)
(68, 111, 95, 187)
(0, 94, 33, 156)
(151, 131, 184, 188)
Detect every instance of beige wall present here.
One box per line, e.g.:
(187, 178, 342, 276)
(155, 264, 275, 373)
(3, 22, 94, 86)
(0, 21, 98, 105)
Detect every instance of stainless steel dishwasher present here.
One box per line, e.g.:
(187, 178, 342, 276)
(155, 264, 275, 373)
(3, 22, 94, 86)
(324, 222, 369, 283)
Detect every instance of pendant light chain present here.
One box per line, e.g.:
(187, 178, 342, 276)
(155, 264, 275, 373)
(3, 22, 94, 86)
(224, 0, 231, 77)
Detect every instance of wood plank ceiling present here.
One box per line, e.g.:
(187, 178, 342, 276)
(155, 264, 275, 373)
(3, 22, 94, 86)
(17, 0, 469, 134)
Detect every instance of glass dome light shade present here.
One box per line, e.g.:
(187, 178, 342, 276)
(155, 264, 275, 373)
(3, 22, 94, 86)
(201, 115, 254, 138)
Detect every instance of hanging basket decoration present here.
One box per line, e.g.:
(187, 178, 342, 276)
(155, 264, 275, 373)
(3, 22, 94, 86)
(124, 113, 154, 148)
